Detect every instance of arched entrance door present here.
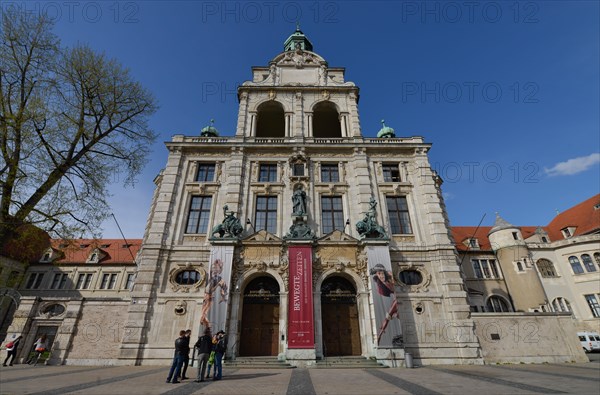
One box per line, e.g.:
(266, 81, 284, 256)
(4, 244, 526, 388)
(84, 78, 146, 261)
(239, 276, 280, 356)
(321, 276, 361, 356)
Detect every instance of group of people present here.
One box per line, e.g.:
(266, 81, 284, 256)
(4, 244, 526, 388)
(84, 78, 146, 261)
(2, 334, 48, 367)
(165, 328, 227, 384)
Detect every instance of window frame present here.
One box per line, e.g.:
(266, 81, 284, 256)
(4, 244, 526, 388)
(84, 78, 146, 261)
(320, 163, 340, 182)
(584, 294, 600, 318)
(581, 254, 597, 272)
(536, 259, 557, 278)
(551, 297, 572, 312)
(321, 195, 344, 234)
(196, 162, 216, 182)
(569, 256, 584, 274)
(76, 273, 94, 290)
(386, 196, 413, 235)
(185, 195, 213, 234)
(254, 195, 278, 234)
(472, 259, 501, 279)
(258, 163, 278, 182)
(50, 273, 69, 290)
(25, 272, 44, 289)
(486, 295, 511, 312)
(382, 163, 401, 182)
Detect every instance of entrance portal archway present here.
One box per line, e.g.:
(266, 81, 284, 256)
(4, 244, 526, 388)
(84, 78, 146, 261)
(320, 276, 361, 356)
(239, 276, 280, 356)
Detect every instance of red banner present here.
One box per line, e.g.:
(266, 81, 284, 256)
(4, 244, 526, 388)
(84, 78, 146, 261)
(287, 246, 314, 348)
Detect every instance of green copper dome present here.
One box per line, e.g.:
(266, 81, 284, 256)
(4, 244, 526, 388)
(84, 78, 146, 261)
(283, 23, 313, 52)
(200, 119, 219, 137)
(377, 120, 396, 138)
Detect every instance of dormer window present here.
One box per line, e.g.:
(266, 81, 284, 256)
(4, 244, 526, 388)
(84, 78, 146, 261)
(561, 227, 575, 238)
(87, 249, 102, 263)
(512, 232, 519, 240)
(468, 238, 479, 249)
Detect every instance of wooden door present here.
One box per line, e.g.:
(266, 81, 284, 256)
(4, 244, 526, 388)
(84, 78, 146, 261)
(321, 276, 361, 357)
(239, 276, 280, 356)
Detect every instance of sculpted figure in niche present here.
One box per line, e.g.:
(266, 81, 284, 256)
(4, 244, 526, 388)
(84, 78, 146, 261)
(292, 188, 307, 216)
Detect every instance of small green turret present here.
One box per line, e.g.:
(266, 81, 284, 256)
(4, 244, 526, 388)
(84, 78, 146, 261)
(283, 23, 313, 52)
(377, 120, 396, 138)
(200, 119, 219, 137)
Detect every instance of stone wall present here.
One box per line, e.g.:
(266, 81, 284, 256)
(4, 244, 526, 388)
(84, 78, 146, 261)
(472, 312, 588, 364)
(64, 300, 129, 365)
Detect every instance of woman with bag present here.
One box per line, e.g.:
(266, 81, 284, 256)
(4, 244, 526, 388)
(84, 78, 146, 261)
(26, 334, 47, 365)
(3, 335, 22, 366)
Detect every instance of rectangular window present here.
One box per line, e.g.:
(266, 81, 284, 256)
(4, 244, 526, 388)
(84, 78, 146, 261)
(100, 274, 110, 289)
(386, 196, 413, 234)
(196, 163, 216, 182)
(25, 273, 44, 289)
(382, 163, 401, 182)
(125, 273, 136, 290)
(255, 196, 278, 233)
(321, 164, 340, 182)
(259, 164, 277, 182)
(50, 273, 68, 290)
(472, 259, 501, 279)
(76, 273, 93, 290)
(185, 196, 212, 234)
(293, 163, 305, 176)
(585, 294, 600, 318)
(321, 196, 344, 234)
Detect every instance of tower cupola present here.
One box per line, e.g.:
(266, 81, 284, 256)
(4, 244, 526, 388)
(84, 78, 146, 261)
(283, 23, 313, 52)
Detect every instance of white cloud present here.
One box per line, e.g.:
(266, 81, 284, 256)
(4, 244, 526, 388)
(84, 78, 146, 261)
(544, 153, 600, 177)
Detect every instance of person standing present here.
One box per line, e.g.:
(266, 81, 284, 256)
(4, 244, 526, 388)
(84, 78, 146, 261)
(213, 330, 227, 380)
(26, 334, 47, 365)
(3, 335, 22, 366)
(165, 330, 186, 384)
(179, 329, 192, 380)
(194, 328, 212, 382)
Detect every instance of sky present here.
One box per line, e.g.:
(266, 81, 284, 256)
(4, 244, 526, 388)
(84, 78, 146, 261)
(4, 0, 598, 239)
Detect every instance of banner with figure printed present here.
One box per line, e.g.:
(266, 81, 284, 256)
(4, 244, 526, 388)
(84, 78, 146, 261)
(288, 245, 315, 348)
(200, 245, 234, 332)
(366, 245, 403, 348)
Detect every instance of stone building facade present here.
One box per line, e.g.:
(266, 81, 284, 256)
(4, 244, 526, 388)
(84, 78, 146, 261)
(118, 28, 482, 367)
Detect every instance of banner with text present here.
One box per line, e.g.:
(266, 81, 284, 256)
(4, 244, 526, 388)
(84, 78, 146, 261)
(366, 245, 403, 348)
(288, 245, 315, 348)
(201, 245, 234, 333)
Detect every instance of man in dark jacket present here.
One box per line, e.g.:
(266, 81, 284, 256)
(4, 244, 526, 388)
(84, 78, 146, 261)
(213, 330, 227, 380)
(179, 329, 192, 380)
(194, 328, 213, 382)
(166, 330, 187, 384)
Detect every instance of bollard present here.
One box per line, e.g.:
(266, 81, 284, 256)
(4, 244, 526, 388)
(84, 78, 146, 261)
(405, 352, 414, 368)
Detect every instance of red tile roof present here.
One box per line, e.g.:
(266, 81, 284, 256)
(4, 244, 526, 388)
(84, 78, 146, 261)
(452, 194, 600, 250)
(48, 239, 142, 265)
(545, 194, 600, 241)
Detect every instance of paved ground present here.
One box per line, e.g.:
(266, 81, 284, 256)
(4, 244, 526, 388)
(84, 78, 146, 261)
(0, 359, 598, 395)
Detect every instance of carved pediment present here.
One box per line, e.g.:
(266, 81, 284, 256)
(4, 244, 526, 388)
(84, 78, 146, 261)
(318, 230, 357, 243)
(243, 230, 282, 242)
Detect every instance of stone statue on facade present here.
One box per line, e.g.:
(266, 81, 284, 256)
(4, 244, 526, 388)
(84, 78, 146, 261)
(292, 188, 307, 216)
(211, 205, 243, 239)
(356, 197, 388, 239)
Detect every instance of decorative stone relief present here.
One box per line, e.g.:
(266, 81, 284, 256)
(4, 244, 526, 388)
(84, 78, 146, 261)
(38, 302, 66, 319)
(396, 263, 431, 293)
(168, 262, 206, 293)
(174, 300, 187, 315)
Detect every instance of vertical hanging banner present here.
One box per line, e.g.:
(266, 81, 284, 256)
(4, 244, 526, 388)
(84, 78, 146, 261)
(200, 245, 234, 332)
(288, 245, 315, 348)
(366, 245, 403, 348)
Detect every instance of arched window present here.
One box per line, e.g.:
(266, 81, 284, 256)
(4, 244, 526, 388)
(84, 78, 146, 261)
(536, 259, 557, 277)
(486, 295, 511, 312)
(569, 256, 584, 274)
(594, 252, 600, 266)
(256, 101, 285, 137)
(313, 101, 341, 138)
(516, 262, 524, 271)
(551, 297, 572, 312)
(581, 254, 597, 272)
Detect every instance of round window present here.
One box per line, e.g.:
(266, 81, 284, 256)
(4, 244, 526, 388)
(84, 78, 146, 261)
(175, 270, 202, 285)
(42, 304, 65, 317)
(399, 270, 423, 285)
